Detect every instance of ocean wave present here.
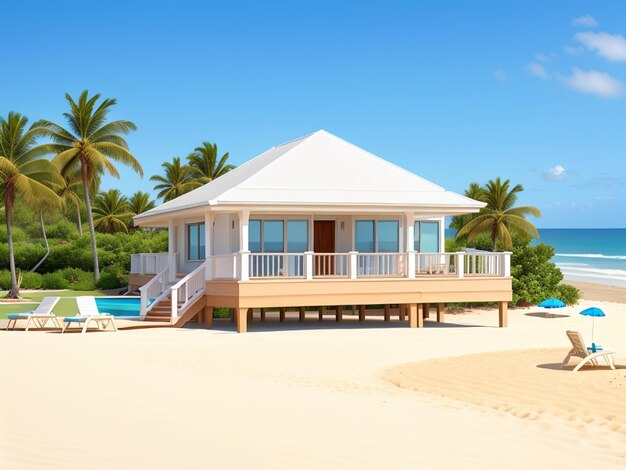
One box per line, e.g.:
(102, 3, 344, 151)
(555, 253, 626, 260)
(558, 265, 626, 286)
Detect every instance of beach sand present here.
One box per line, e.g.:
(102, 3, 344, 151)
(1, 296, 625, 469)
(569, 281, 626, 303)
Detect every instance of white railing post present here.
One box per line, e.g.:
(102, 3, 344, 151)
(140, 288, 147, 318)
(168, 252, 177, 283)
(502, 252, 511, 277)
(456, 252, 465, 278)
(171, 287, 178, 320)
(239, 251, 250, 281)
(407, 250, 416, 278)
(206, 255, 213, 280)
(304, 251, 314, 280)
(349, 251, 358, 279)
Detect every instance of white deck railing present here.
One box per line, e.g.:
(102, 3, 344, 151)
(139, 266, 170, 319)
(170, 251, 511, 282)
(249, 253, 305, 278)
(313, 253, 349, 277)
(131, 253, 176, 275)
(357, 253, 406, 277)
(170, 262, 206, 320)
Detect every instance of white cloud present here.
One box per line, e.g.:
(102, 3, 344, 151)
(564, 45, 584, 55)
(535, 52, 556, 63)
(493, 69, 507, 81)
(526, 62, 548, 79)
(559, 68, 624, 98)
(575, 31, 626, 62)
(572, 15, 598, 28)
(543, 165, 567, 181)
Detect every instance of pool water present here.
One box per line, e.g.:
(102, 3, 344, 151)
(94, 297, 144, 317)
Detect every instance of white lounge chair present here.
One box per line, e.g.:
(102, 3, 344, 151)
(561, 330, 615, 372)
(6, 296, 61, 331)
(61, 296, 118, 334)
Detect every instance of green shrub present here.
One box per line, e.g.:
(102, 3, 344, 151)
(58, 268, 95, 291)
(556, 283, 581, 305)
(41, 272, 69, 289)
(0, 225, 26, 244)
(46, 221, 78, 240)
(97, 268, 129, 290)
(0, 270, 11, 290)
(21, 271, 43, 289)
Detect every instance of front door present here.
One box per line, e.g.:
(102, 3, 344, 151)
(314, 221, 335, 275)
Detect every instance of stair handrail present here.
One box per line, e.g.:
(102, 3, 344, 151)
(170, 261, 207, 320)
(139, 266, 171, 320)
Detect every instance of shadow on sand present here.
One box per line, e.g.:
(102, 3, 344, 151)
(525, 311, 570, 319)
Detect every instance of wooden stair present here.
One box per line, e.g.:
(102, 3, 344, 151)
(145, 296, 181, 322)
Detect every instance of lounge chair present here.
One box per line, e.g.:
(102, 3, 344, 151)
(61, 296, 118, 334)
(6, 296, 61, 331)
(561, 330, 615, 372)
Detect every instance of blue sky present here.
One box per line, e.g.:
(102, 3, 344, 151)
(3, 1, 625, 228)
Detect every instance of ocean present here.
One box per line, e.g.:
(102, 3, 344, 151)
(445, 228, 626, 287)
(536, 229, 626, 287)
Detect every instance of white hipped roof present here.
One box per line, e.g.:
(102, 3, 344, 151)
(135, 130, 484, 225)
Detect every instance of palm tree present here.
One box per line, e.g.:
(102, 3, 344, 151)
(187, 142, 234, 184)
(456, 177, 541, 251)
(150, 157, 200, 201)
(449, 182, 486, 231)
(128, 191, 155, 216)
(0, 112, 63, 297)
(92, 189, 133, 234)
(37, 90, 142, 282)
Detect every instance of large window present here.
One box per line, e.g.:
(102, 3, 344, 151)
(249, 219, 308, 253)
(414, 221, 440, 252)
(187, 223, 206, 261)
(355, 220, 399, 252)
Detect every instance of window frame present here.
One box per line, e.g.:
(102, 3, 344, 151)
(250, 218, 309, 253)
(413, 220, 440, 253)
(354, 219, 400, 253)
(186, 222, 206, 261)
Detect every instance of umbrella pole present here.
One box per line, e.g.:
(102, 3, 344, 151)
(592, 317, 595, 343)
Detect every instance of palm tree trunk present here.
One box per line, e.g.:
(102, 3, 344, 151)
(81, 162, 100, 283)
(30, 211, 50, 273)
(5, 187, 19, 298)
(75, 203, 83, 237)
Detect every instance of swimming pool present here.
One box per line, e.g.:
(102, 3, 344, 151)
(94, 297, 144, 317)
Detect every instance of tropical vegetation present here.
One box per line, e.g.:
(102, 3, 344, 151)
(0, 90, 234, 298)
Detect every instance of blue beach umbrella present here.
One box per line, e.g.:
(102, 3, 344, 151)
(579, 307, 605, 343)
(538, 298, 566, 317)
(538, 298, 566, 309)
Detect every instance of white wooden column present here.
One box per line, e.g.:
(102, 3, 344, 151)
(405, 212, 415, 278)
(239, 210, 250, 280)
(168, 219, 177, 282)
(205, 212, 214, 280)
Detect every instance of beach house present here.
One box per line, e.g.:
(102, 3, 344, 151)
(132, 130, 512, 332)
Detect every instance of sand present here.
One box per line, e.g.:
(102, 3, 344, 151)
(569, 281, 626, 303)
(1, 297, 625, 469)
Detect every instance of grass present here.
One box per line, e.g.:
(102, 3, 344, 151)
(0, 290, 105, 319)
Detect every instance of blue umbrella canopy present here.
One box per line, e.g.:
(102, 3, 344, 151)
(579, 307, 605, 317)
(539, 298, 566, 308)
(579, 307, 605, 343)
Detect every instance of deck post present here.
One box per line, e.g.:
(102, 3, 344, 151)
(499, 301, 508, 327)
(408, 303, 418, 328)
(279, 307, 286, 322)
(423, 303, 430, 319)
(247, 308, 253, 322)
(349, 251, 358, 279)
(404, 212, 415, 278)
(299, 307, 305, 322)
(456, 252, 465, 278)
(336, 306, 343, 322)
(359, 305, 366, 321)
(204, 306, 213, 328)
(204, 213, 214, 281)
(417, 304, 424, 328)
(304, 251, 314, 280)
(384, 304, 390, 322)
(319, 306, 326, 321)
(236, 308, 247, 333)
(399, 304, 406, 321)
(437, 303, 444, 323)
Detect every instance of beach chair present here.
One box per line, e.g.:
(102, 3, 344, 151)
(6, 296, 61, 331)
(561, 330, 615, 372)
(61, 296, 118, 334)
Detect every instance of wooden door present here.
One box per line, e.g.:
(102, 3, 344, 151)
(314, 221, 335, 275)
